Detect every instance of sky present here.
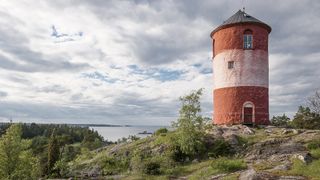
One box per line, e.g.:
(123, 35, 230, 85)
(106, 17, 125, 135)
(0, 0, 319, 125)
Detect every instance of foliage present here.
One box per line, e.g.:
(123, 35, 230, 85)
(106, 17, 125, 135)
(271, 114, 290, 127)
(0, 123, 104, 143)
(47, 129, 60, 177)
(81, 130, 103, 150)
(306, 139, 320, 150)
(99, 156, 129, 175)
(0, 123, 104, 177)
(307, 90, 320, 114)
(210, 157, 247, 173)
(0, 124, 40, 180)
(310, 149, 320, 159)
(288, 158, 320, 178)
(172, 89, 206, 157)
(292, 106, 320, 129)
(207, 139, 233, 158)
(155, 128, 168, 136)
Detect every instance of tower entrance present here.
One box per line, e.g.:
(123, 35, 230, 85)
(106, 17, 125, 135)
(242, 102, 254, 124)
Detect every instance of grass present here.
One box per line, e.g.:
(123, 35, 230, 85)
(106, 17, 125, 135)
(310, 148, 320, 159)
(253, 160, 282, 171)
(273, 158, 320, 179)
(221, 173, 240, 180)
(187, 157, 246, 179)
(211, 157, 247, 173)
(287, 158, 320, 179)
(307, 139, 320, 150)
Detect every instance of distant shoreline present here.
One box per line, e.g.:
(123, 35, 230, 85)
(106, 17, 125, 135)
(0, 122, 131, 128)
(0, 122, 169, 128)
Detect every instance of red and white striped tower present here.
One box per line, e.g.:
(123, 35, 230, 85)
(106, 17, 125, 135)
(210, 10, 271, 125)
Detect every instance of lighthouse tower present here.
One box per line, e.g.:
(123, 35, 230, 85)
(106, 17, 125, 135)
(210, 10, 271, 125)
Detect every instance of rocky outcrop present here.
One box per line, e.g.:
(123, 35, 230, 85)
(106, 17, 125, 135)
(239, 169, 307, 180)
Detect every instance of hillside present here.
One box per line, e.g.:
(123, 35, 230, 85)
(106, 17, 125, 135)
(68, 125, 320, 179)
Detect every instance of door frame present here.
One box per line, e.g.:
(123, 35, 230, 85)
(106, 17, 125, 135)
(242, 101, 255, 124)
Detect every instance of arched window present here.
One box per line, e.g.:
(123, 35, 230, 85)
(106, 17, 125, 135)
(243, 29, 253, 49)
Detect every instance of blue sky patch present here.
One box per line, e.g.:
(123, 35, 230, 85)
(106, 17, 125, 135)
(81, 71, 118, 84)
(128, 65, 184, 82)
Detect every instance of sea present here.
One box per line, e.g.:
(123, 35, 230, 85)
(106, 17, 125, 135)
(90, 126, 170, 142)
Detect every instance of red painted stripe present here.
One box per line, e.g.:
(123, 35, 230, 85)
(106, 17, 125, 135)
(213, 86, 269, 125)
(212, 24, 269, 57)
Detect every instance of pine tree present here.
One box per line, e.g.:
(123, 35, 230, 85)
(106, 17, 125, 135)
(47, 129, 60, 176)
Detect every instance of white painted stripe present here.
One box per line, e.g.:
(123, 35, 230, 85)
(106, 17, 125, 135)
(213, 49, 268, 89)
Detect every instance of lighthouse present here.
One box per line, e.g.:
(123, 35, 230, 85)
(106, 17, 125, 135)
(210, 10, 271, 125)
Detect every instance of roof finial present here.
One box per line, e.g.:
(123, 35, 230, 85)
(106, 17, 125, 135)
(242, 0, 245, 12)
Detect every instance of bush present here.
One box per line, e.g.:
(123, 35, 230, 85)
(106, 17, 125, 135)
(143, 160, 161, 175)
(208, 139, 232, 158)
(271, 114, 290, 127)
(211, 157, 247, 173)
(306, 139, 320, 150)
(100, 156, 129, 175)
(155, 128, 168, 136)
(292, 106, 320, 129)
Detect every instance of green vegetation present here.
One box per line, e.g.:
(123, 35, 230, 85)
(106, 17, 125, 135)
(287, 158, 320, 178)
(66, 89, 244, 179)
(210, 157, 247, 173)
(0, 124, 40, 180)
(271, 114, 290, 127)
(154, 128, 168, 136)
(292, 106, 320, 129)
(173, 89, 206, 157)
(2, 89, 320, 179)
(47, 129, 60, 176)
(0, 123, 104, 179)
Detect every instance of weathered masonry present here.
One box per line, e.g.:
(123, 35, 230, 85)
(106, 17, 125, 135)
(210, 10, 271, 125)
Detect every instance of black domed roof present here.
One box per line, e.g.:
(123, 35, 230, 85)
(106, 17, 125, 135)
(211, 10, 271, 37)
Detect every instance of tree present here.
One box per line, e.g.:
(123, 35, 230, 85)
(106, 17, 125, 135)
(292, 106, 320, 129)
(173, 89, 206, 157)
(0, 124, 40, 180)
(271, 114, 290, 127)
(47, 129, 60, 176)
(307, 90, 320, 114)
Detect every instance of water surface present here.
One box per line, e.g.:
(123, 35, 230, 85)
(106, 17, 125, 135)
(90, 126, 169, 142)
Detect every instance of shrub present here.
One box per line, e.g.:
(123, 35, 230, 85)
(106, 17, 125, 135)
(208, 139, 232, 158)
(211, 157, 247, 173)
(271, 114, 290, 127)
(306, 139, 320, 150)
(143, 160, 161, 175)
(155, 128, 168, 136)
(100, 156, 129, 175)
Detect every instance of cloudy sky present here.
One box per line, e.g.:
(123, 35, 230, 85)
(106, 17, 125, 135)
(0, 0, 319, 125)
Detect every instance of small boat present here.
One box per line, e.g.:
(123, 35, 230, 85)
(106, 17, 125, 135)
(138, 130, 153, 135)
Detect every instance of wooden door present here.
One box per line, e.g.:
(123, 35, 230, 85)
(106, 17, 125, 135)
(243, 107, 253, 124)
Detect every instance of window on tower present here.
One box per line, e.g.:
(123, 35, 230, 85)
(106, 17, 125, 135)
(243, 29, 253, 49)
(228, 61, 234, 69)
